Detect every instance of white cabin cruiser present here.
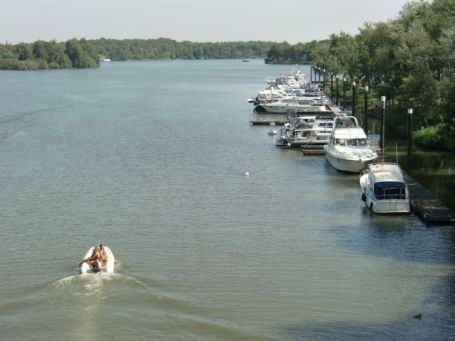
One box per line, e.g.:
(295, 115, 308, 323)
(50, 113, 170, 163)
(324, 116, 377, 173)
(287, 117, 332, 147)
(360, 162, 410, 214)
(254, 96, 326, 114)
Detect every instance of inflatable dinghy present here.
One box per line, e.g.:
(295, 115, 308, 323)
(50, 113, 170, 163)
(79, 246, 115, 274)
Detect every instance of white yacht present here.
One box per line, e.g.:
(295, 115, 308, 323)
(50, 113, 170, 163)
(254, 96, 326, 114)
(360, 163, 410, 214)
(324, 116, 377, 172)
(287, 117, 332, 147)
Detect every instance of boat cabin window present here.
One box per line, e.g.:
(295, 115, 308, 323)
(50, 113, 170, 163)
(374, 182, 406, 200)
(336, 139, 345, 145)
(346, 138, 368, 146)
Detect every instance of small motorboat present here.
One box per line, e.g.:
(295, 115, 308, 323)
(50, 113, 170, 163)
(79, 245, 115, 274)
(268, 128, 277, 135)
(360, 162, 410, 214)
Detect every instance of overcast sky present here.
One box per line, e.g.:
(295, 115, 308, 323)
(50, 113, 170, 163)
(1, 0, 412, 44)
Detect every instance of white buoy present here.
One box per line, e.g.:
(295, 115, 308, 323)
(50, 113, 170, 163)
(244, 171, 250, 176)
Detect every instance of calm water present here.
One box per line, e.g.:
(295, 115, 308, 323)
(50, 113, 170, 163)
(0, 60, 454, 340)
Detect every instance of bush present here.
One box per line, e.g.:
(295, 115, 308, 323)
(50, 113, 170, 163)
(414, 123, 455, 151)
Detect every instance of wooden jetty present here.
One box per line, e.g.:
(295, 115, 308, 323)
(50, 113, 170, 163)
(249, 112, 287, 125)
(403, 173, 455, 225)
(301, 145, 325, 155)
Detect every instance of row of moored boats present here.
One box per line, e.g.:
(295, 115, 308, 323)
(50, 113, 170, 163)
(249, 70, 410, 214)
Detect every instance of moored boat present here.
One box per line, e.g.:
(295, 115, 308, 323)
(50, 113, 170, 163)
(360, 162, 410, 214)
(324, 115, 377, 173)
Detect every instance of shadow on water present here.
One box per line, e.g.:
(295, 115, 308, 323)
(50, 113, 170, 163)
(281, 273, 455, 340)
(394, 147, 455, 212)
(330, 211, 455, 265)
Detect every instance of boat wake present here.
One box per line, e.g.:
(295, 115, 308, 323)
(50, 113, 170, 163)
(52, 261, 146, 297)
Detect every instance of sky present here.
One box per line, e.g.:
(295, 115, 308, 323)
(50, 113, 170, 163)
(1, 0, 413, 44)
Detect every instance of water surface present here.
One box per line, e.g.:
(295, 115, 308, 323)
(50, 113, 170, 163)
(0, 60, 454, 340)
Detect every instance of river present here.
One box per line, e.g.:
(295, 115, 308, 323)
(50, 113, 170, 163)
(0, 60, 453, 340)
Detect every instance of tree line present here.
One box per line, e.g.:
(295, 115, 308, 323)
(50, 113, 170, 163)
(265, 0, 455, 151)
(93, 38, 274, 61)
(0, 38, 274, 70)
(0, 39, 100, 70)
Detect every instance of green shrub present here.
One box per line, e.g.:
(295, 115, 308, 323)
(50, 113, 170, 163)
(414, 123, 455, 151)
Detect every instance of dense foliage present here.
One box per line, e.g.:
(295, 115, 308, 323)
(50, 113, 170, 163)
(0, 38, 274, 70)
(265, 0, 455, 150)
(92, 38, 274, 61)
(0, 39, 99, 70)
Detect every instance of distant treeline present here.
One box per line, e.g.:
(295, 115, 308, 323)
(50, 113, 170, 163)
(265, 0, 455, 151)
(93, 38, 274, 61)
(0, 39, 100, 70)
(0, 38, 275, 70)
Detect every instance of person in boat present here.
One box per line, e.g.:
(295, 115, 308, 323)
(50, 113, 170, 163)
(80, 245, 107, 273)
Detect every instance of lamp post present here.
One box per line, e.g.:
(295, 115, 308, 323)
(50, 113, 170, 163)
(407, 108, 413, 158)
(364, 85, 369, 133)
(335, 75, 339, 106)
(322, 69, 326, 93)
(330, 74, 334, 102)
(343, 77, 347, 110)
(352, 82, 356, 116)
(380, 96, 386, 161)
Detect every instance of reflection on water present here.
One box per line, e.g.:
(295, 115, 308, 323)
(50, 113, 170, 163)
(385, 144, 455, 212)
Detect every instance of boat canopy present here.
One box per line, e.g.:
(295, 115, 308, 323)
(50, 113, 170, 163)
(373, 181, 407, 200)
(333, 127, 367, 139)
(368, 163, 405, 183)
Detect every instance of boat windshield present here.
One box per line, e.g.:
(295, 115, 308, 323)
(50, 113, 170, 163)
(335, 138, 368, 146)
(374, 182, 406, 200)
(346, 138, 368, 146)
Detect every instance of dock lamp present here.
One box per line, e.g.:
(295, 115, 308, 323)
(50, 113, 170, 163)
(336, 75, 339, 106)
(323, 69, 326, 92)
(343, 77, 347, 110)
(364, 85, 369, 133)
(352, 82, 356, 115)
(407, 108, 413, 157)
(380, 96, 386, 160)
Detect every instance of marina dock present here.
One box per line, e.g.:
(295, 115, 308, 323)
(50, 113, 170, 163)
(250, 68, 454, 225)
(249, 112, 288, 125)
(404, 173, 455, 224)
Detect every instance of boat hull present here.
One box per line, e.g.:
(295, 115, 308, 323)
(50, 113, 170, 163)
(364, 196, 411, 214)
(325, 150, 375, 173)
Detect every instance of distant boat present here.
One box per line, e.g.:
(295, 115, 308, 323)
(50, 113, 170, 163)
(102, 58, 111, 62)
(243, 59, 250, 62)
(268, 128, 277, 135)
(360, 162, 410, 214)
